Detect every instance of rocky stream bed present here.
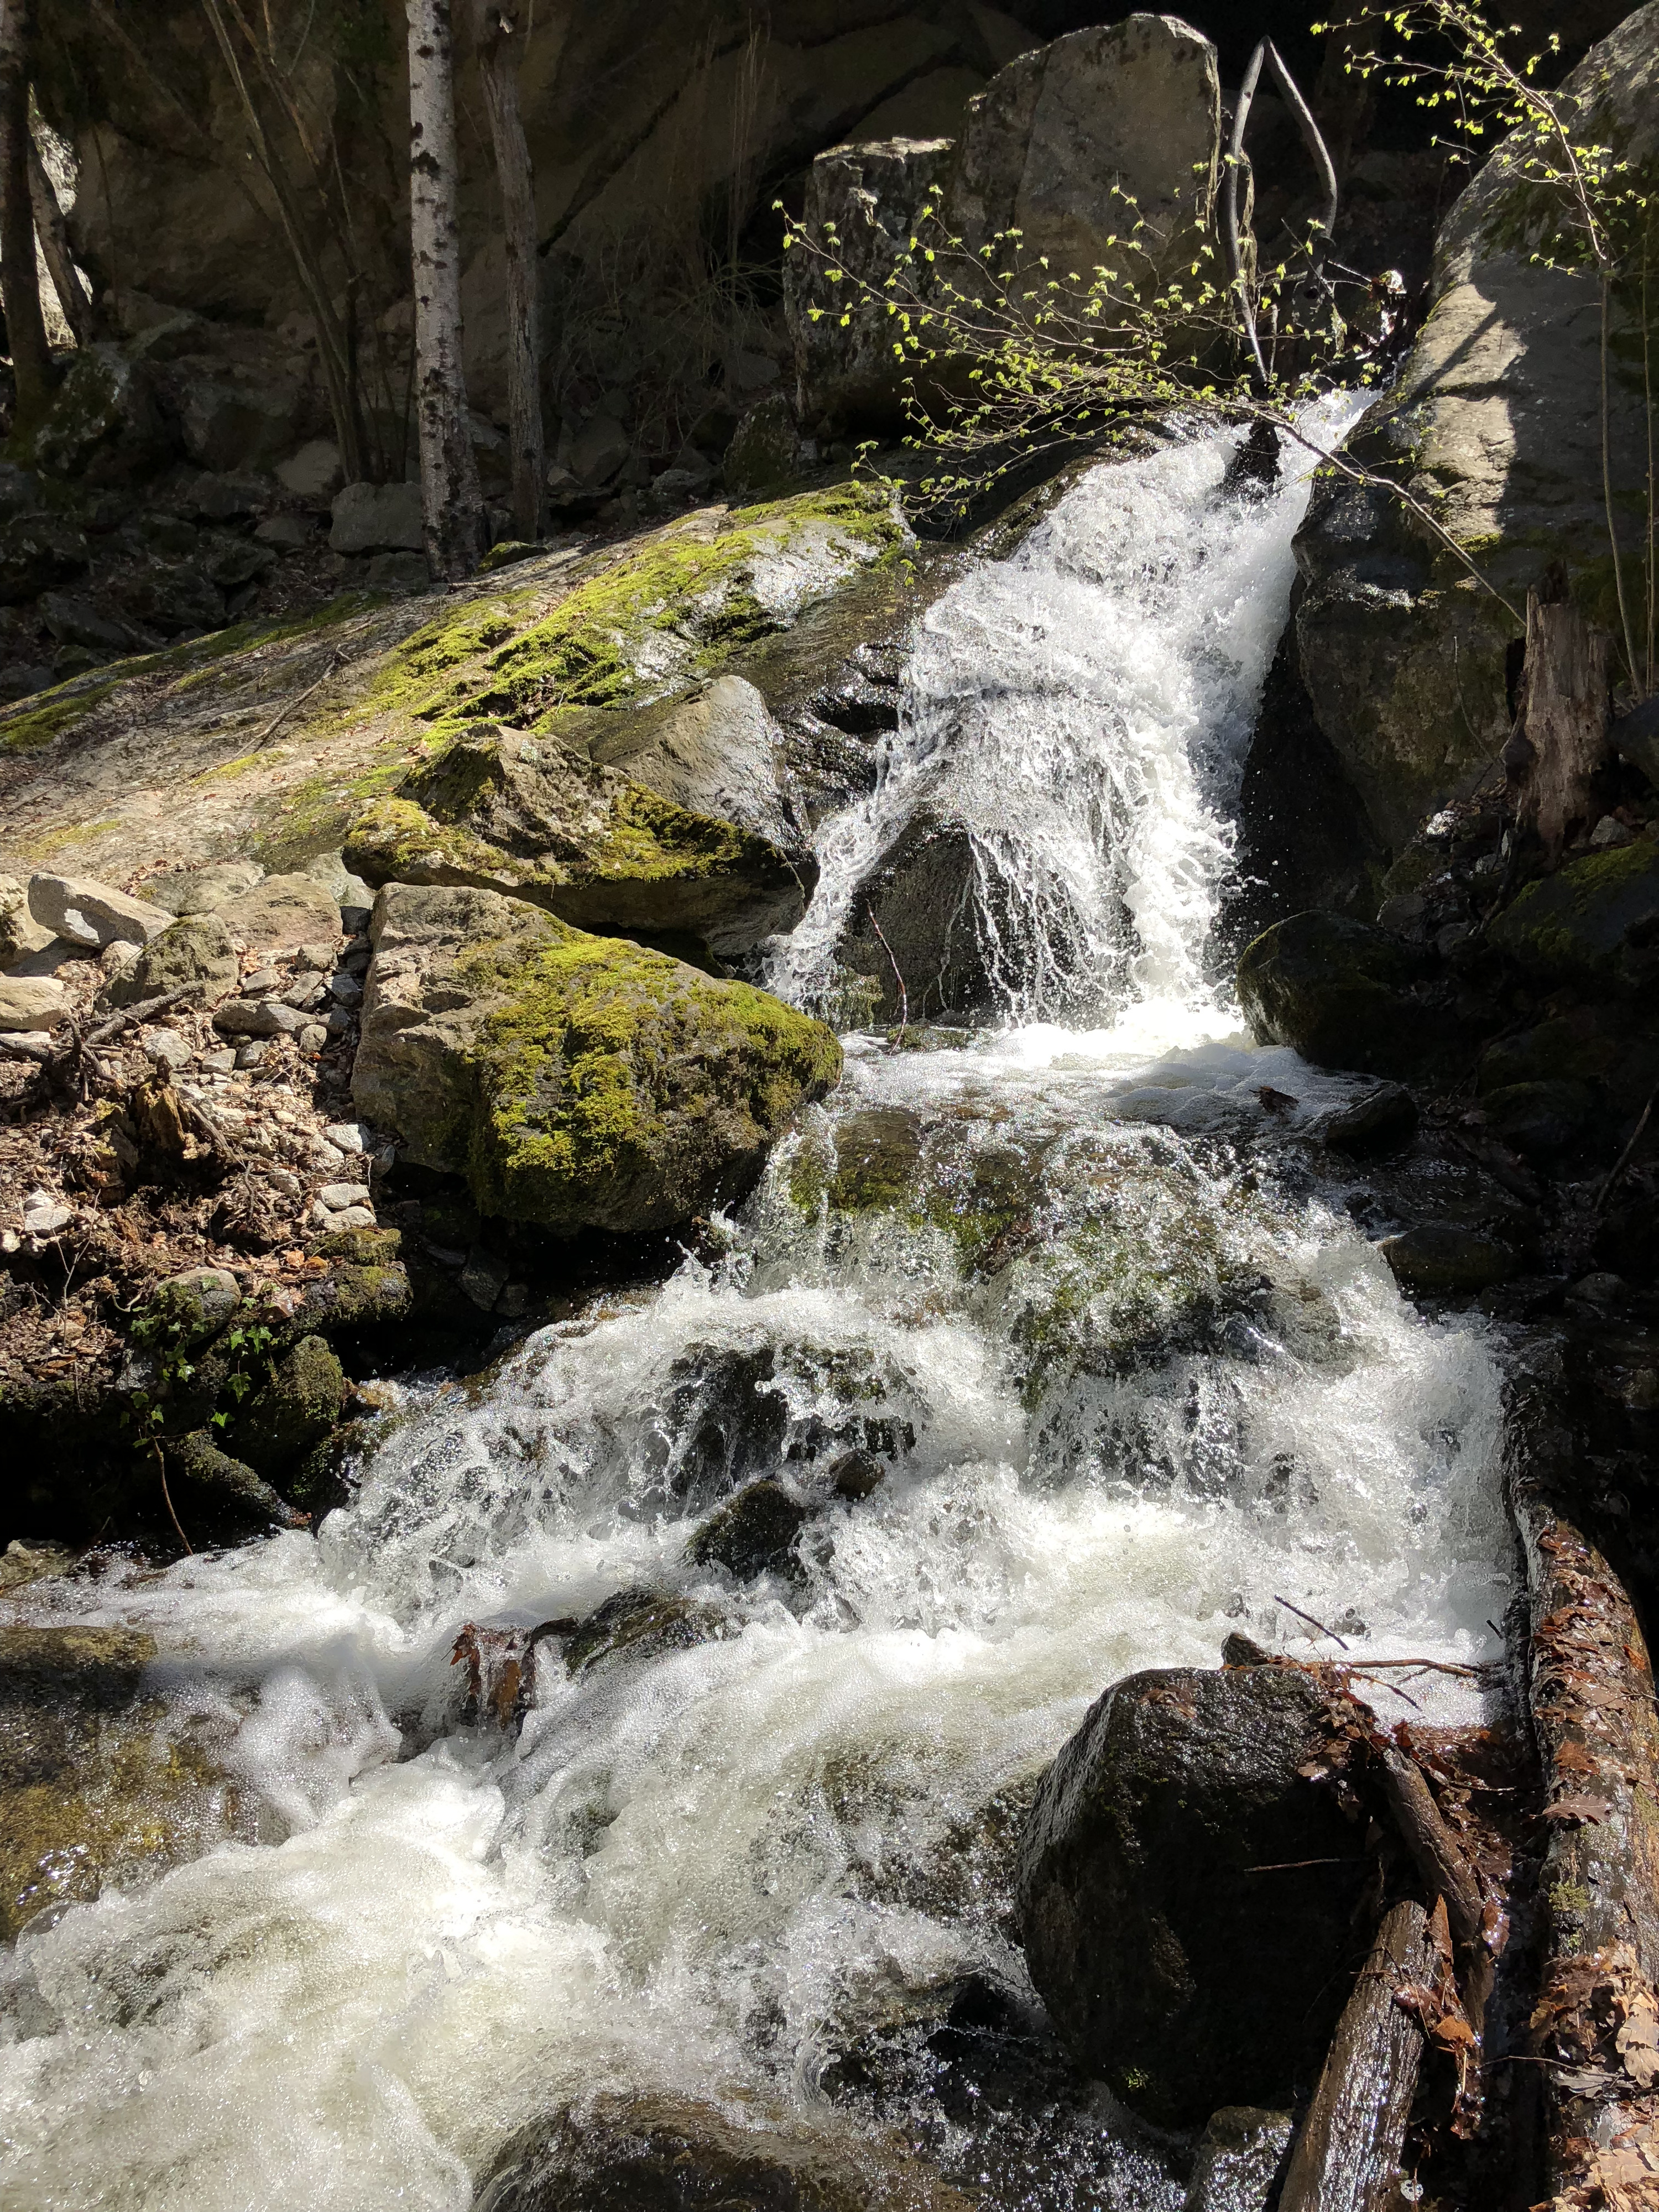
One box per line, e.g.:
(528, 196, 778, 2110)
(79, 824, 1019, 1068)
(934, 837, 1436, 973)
(5, 9, 1659, 2211)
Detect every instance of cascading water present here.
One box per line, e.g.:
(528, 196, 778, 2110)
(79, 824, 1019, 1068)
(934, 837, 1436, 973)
(0, 416, 1515, 2212)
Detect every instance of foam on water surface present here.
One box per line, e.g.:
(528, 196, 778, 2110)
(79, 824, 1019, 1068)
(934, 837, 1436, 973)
(0, 408, 1514, 2212)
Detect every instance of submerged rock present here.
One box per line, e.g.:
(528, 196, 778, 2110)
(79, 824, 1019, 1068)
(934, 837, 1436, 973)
(686, 1478, 810, 1581)
(561, 1589, 722, 1677)
(476, 2094, 973, 2212)
(352, 883, 841, 1237)
(1016, 1663, 1365, 2127)
(0, 1625, 239, 1940)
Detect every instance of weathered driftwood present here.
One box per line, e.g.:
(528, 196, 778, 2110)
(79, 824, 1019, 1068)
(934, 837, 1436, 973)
(1277, 1899, 1436, 2212)
(1504, 575, 1612, 859)
(1510, 1435, 1659, 2205)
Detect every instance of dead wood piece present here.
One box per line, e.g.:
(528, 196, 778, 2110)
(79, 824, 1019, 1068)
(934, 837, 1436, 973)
(1510, 1445, 1659, 2198)
(1277, 1899, 1436, 2212)
(1378, 1747, 1485, 1956)
(1506, 575, 1613, 860)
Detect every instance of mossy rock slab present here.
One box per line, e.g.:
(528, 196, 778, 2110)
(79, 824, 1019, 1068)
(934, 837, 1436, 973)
(345, 723, 813, 958)
(1487, 842, 1659, 992)
(0, 1625, 242, 1940)
(353, 881, 841, 1236)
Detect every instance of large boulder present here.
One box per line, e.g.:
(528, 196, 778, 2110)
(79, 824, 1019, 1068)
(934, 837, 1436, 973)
(352, 882, 841, 1235)
(345, 724, 814, 959)
(104, 910, 239, 1008)
(1290, 4, 1659, 858)
(1016, 1663, 1367, 2127)
(28, 870, 170, 948)
(789, 17, 1220, 430)
(1237, 909, 1460, 1076)
(31, 345, 173, 483)
(476, 2095, 971, 2212)
(586, 674, 806, 851)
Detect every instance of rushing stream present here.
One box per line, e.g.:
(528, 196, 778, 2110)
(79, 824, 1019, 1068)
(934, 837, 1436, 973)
(0, 418, 1516, 2210)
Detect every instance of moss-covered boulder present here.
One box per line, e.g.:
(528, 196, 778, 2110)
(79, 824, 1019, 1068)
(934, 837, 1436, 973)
(0, 1625, 240, 1940)
(353, 882, 841, 1236)
(165, 1427, 310, 1530)
(1237, 910, 1453, 1074)
(105, 910, 239, 1008)
(231, 1334, 347, 1477)
(134, 1264, 241, 1351)
(1486, 842, 1659, 992)
(346, 722, 813, 958)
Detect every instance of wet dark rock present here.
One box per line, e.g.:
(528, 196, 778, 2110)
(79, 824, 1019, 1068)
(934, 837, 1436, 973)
(838, 809, 993, 1025)
(561, 1588, 723, 1677)
(0, 512, 90, 604)
(231, 1334, 347, 1477)
(1379, 1221, 1518, 1296)
(1236, 910, 1461, 1076)
(1318, 1081, 1419, 1154)
(1182, 2106, 1294, 2212)
(827, 1448, 886, 1500)
(1481, 1078, 1594, 1161)
(686, 1478, 810, 1580)
(1016, 1663, 1366, 2127)
(476, 2093, 972, 2212)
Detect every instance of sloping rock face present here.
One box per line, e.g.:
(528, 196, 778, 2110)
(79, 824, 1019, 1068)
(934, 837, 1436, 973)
(1016, 1663, 1366, 2128)
(345, 724, 813, 959)
(790, 15, 1221, 430)
(1288, 3, 1659, 863)
(353, 883, 841, 1236)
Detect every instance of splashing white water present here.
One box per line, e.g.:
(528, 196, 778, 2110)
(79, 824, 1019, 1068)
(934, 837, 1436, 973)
(0, 412, 1510, 2212)
(769, 397, 1366, 1034)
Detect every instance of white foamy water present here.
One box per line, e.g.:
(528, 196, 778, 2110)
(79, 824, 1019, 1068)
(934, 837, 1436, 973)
(0, 413, 1512, 2212)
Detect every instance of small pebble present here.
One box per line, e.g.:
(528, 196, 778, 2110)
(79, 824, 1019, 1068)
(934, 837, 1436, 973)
(328, 973, 363, 1006)
(327, 1205, 377, 1231)
(297, 1022, 328, 1053)
(241, 968, 281, 995)
(319, 1182, 372, 1211)
(235, 1042, 267, 1067)
(23, 1202, 72, 1235)
(324, 1008, 353, 1035)
(325, 1121, 369, 1153)
(201, 1047, 236, 1072)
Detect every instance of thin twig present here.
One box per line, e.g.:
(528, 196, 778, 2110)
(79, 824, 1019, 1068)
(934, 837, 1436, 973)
(866, 905, 909, 1042)
(1275, 1593, 1351, 1650)
(153, 1440, 194, 1555)
(255, 649, 346, 747)
(1594, 1083, 1658, 1218)
(1245, 1858, 1365, 1872)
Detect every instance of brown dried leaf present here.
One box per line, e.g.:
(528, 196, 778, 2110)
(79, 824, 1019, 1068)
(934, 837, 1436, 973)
(1544, 1793, 1614, 1824)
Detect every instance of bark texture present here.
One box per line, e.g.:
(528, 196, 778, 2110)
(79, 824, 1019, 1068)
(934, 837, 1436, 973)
(26, 137, 90, 346)
(471, 2, 544, 542)
(406, 0, 484, 581)
(0, 0, 55, 430)
(1276, 1900, 1435, 2212)
(1506, 574, 1613, 860)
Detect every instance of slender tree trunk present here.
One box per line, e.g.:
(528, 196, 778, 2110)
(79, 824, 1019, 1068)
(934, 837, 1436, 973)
(469, 3, 544, 543)
(27, 137, 93, 347)
(406, 0, 484, 581)
(0, 0, 55, 435)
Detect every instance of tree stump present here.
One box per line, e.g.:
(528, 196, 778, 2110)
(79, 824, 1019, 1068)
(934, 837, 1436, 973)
(1505, 570, 1611, 860)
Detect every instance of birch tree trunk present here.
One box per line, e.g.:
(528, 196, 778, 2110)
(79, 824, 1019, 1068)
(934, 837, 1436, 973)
(0, 0, 56, 434)
(469, 2, 544, 542)
(406, 0, 484, 581)
(27, 137, 92, 347)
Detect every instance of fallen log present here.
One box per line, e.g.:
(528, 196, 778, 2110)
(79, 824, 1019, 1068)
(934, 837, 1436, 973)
(1509, 1428, 1659, 2204)
(1276, 1899, 1436, 2212)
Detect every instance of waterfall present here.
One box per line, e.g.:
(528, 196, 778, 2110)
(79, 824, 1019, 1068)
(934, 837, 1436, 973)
(0, 408, 1510, 2212)
(768, 395, 1366, 1039)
